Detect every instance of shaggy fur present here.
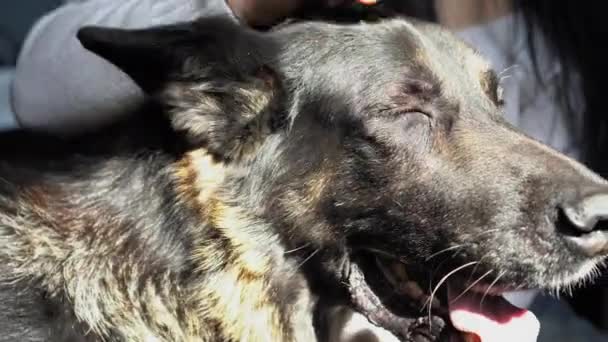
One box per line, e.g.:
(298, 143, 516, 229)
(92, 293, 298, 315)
(0, 15, 607, 341)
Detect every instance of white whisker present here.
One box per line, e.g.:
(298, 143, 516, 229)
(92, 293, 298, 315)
(473, 228, 500, 239)
(480, 270, 505, 310)
(425, 261, 478, 328)
(425, 245, 466, 262)
(284, 243, 310, 254)
(291, 248, 320, 276)
(393, 199, 405, 209)
(425, 247, 468, 310)
(499, 75, 513, 82)
(450, 270, 493, 304)
(498, 64, 519, 79)
(467, 253, 491, 283)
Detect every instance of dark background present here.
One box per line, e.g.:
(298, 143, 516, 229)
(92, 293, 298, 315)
(0, 1, 63, 66)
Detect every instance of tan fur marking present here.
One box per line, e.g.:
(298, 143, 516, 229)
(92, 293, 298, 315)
(198, 268, 285, 342)
(305, 174, 331, 206)
(175, 151, 304, 341)
(207, 200, 271, 277)
(174, 150, 227, 208)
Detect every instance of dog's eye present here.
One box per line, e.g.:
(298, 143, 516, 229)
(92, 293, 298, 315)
(399, 111, 431, 128)
(496, 85, 504, 105)
(366, 111, 432, 152)
(369, 111, 431, 131)
(491, 84, 505, 107)
(394, 111, 432, 151)
(481, 71, 504, 107)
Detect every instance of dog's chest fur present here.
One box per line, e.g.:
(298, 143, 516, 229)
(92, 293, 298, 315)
(0, 129, 316, 342)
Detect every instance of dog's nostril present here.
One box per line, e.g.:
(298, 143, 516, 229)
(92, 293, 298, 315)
(560, 192, 608, 233)
(558, 193, 608, 257)
(594, 219, 608, 232)
(556, 207, 586, 237)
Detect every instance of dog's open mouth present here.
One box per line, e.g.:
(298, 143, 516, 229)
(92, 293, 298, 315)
(345, 252, 540, 341)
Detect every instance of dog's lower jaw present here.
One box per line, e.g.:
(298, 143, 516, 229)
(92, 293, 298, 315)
(346, 261, 447, 342)
(299, 246, 450, 341)
(327, 307, 447, 342)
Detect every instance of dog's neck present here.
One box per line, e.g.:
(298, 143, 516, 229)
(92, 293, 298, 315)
(169, 148, 320, 341)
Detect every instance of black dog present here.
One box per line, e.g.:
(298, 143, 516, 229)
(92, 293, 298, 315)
(1, 14, 607, 341)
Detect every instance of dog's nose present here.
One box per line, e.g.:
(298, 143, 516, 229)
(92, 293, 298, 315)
(560, 192, 608, 257)
(563, 193, 608, 231)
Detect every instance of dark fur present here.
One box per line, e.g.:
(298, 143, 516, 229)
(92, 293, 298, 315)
(1, 15, 607, 341)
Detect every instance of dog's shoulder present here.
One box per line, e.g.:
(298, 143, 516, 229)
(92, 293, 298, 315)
(0, 108, 317, 340)
(0, 109, 204, 339)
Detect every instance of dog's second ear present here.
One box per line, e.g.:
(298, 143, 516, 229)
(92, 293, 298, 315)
(77, 17, 284, 161)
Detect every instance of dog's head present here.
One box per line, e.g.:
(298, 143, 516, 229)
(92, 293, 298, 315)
(78, 16, 608, 341)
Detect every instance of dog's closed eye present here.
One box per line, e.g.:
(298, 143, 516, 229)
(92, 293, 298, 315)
(365, 111, 432, 154)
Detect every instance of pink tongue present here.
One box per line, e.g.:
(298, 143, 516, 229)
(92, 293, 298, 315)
(447, 286, 539, 342)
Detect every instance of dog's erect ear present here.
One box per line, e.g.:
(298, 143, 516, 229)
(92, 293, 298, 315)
(76, 17, 270, 94)
(77, 22, 192, 94)
(77, 17, 284, 161)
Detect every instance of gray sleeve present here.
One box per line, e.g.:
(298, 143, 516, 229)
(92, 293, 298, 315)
(11, 0, 235, 134)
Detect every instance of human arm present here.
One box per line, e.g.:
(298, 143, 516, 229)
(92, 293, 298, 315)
(11, 0, 240, 134)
